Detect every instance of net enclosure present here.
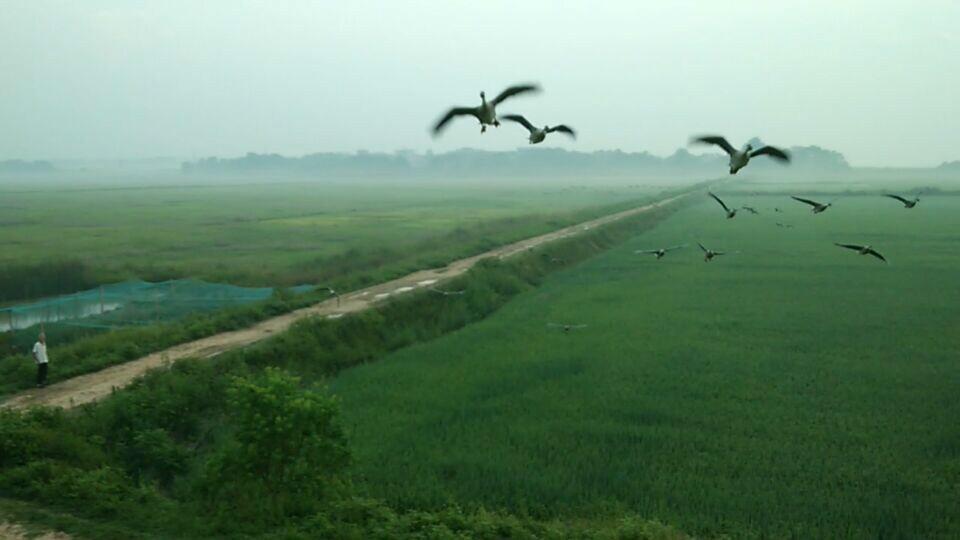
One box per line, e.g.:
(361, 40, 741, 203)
(0, 279, 316, 333)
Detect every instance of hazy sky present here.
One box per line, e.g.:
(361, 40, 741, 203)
(1, 1, 958, 166)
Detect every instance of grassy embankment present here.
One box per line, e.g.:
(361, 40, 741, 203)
(330, 193, 960, 539)
(0, 194, 692, 539)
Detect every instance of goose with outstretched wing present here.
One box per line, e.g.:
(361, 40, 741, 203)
(501, 114, 575, 144)
(697, 242, 727, 262)
(708, 192, 738, 219)
(835, 243, 887, 263)
(691, 135, 790, 174)
(433, 84, 540, 135)
(884, 193, 919, 208)
(636, 245, 686, 259)
(791, 196, 832, 214)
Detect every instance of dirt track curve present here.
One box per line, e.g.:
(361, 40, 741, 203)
(2, 194, 683, 411)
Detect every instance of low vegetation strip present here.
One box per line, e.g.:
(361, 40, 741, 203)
(0, 193, 694, 540)
(2, 190, 691, 410)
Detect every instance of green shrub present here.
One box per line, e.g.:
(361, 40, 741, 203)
(197, 369, 351, 524)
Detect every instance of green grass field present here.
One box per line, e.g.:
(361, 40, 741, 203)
(0, 176, 654, 277)
(330, 192, 960, 539)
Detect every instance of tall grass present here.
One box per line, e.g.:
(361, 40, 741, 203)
(0, 199, 688, 539)
(0, 192, 680, 397)
(330, 194, 960, 539)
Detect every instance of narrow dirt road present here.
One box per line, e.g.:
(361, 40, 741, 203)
(2, 194, 684, 410)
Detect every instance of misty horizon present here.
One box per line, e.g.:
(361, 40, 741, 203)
(2, 2, 958, 167)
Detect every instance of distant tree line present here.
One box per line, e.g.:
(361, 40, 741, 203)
(181, 144, 853, 178)
(938, 160, 960, 170)
(0, 160, 56, 174)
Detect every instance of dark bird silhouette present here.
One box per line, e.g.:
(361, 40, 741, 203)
(433, 84, 540, 135)
(547, 323, 588, 334)
(884, 194, 919, 208)
(697, 242, 727, 262)
(430, 287, 466, 296)
(635, 245, 686, 259)
(501, 114, 575, 144)
(691, 135, 790, 174)
(741, 205, 760, 215)
(708, 192, 738, 219)
(835, 243, 887, 263)
(791, 196, 832, 213)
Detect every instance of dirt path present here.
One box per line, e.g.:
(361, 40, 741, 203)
(0, 522, 73, 540)
(2, 195, 683, 411)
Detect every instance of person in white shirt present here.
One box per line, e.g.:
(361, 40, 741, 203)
(32, 332, 48, 388)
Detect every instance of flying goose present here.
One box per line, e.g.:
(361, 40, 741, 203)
(834, 243, 887, 263)
(708, 192, 738, 219)
(547, 323, 588, 334)
(691, 135, 790, 174)
(433, 84, 540, 135)
(319, 287, 341, 307)
(500, 114, 575, 144)
(741, 205, 760, 215)
(884, 194, 919, 208)
(791, 196, 832, 213)
(635, 245, 686, 259)
(697, 242, 727, 262)
(430, 287, 466, 296)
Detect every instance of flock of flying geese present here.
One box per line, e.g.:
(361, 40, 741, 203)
(427, 83, 922, 330)
(636, 189, 919, 264)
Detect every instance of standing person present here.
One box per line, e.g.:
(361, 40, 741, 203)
(32, 332, 48, 387)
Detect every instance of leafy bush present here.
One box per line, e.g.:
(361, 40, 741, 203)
(197, 369, 351, 523)
(0, 200, 692, 539)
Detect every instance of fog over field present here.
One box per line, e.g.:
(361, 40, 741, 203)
(2, 3, 960, 540)
(1, 1, 958, 166)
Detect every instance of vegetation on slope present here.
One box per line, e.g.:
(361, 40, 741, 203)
(0, 201, 689, 539)
(0, 188, 683, 397)
(331, 194, 960, 539)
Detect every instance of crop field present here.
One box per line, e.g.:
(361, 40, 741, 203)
(0, 174, 660, 297)
(330, 192, 960, 539)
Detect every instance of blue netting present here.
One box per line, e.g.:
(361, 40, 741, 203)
(0, 279, 316, 332)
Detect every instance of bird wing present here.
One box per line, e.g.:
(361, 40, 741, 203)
(865, 249, 887, 262)
(791, 196, 821, 208)
(884, 194, 909, 204)
(664, 245, 687, 252)
(708, 192, 731, 212)
(433, 107, 480, 134)
(749, 146, 791, 162)
(697, 242, 709, 252)
(834, 243, 864, 252)
(635, 249, 660, 254)
(500, 114, 536, 132)
(546, 125, 576, 138)
(492, 84, 540, 105)
(431, 287, 464, 295)
(692, 135, 736, 156)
